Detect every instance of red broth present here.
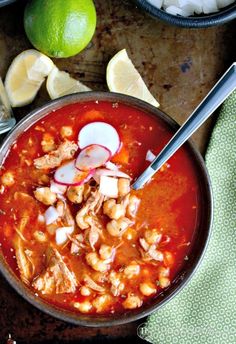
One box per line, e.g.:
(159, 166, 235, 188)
(0, 100, 200, 315)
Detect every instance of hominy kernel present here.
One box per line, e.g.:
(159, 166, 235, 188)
(73, 301, 92, 313)
(159, 277, 170, 289)
(60, 126, 73, 138)
(140, 282, 156, 296)
(1, 172, 15, 187)
(80, 286, 91, 296)
(122, 294, 142, 309)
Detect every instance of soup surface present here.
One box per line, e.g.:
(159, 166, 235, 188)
(0, 100, 200, 315)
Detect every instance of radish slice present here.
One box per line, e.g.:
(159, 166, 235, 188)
(55, 226, 74, 245)
(75, 144, 111, 171)
(54, 160, 94, 186)
(78, 122, 120, 156)
(94, 168, 131, 183)
(146, 150, 156, 162)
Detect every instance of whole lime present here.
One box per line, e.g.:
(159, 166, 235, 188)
(24, 0, 96, 58)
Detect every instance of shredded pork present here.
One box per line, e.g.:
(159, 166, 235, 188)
(15, 237, 34, 285)
(34, 141, 78, 169)
(33, 247, 77, 294)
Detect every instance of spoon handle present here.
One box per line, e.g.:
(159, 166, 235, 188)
(133, 62, 236, 190)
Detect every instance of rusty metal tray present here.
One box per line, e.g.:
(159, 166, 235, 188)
(0, 0, 235, 342)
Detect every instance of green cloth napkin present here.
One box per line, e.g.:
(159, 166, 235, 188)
(139, 91, 236, 344)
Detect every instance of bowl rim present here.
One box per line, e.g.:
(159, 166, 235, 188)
(135, 0, 236, 28)
(0, 0, 16, 8)
(0, 91, 213, 327)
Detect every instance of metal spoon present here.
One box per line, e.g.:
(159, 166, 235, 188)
(132, 62, 236, 190)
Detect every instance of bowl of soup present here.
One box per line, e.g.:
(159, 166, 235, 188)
(0, 92, 212, 326)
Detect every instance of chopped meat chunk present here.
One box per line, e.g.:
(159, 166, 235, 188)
(106, 217, 133, 237)
(14, 191, 34, 202)
(88, 225, 100, 250)
(69, 233, 86, 255)
(83, 274, 105, 292)
(15, 237, 34, 285)
(34, 141, 78, 169)
(56, 200, 75, 227)
(32, 247, 77, 294)
(86, 190, 105, 214)
(75, 191, 104, 230)
(109, 271, 124, 296)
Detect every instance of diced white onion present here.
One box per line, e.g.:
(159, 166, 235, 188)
(105, 161, 118, 171)
(165, 4, 191, 16)
(94, 168, 131, 184)
(55, 226, 74, 245)
(147, 0, 235, 16)
(146, 150, 156, 162)
(92, 173, 101, 184)
(37, 214, 45, 223)
(45, 206, 59, 225)
(99, 176, 119, 198)
(50, 180, 67, 194)
(148, 0, 164, 8)
(56, 193, 66, 201)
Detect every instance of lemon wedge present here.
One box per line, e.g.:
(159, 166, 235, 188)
(4, 49, 54, 107)
(107, 49, 159, 107)
(46, 67, 91, 100)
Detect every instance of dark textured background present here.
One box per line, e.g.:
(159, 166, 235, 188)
(0, 0, 235, 343)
